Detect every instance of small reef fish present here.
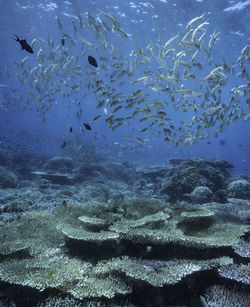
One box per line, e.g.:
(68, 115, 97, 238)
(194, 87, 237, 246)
(83, 123, 92, 130)
(47, 271, 54, 278)
(90, 115, 102, 123)
(56, 16, 63, 30)
(61, 141, 66, 148)
(88, 55, 98, 68)
(200, 296, 209, 307)
(61, 34, 68, 46)
(9, 11, 248, 148)
(186, 13, 206, 30)
(69, 127, 72, 132)
(14, 35, 34, 53)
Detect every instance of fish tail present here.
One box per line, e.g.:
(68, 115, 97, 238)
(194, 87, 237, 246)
(13, 34, 19, 41)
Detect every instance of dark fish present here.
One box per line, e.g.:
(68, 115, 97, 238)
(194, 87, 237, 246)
(61, 141, 66, 148)
(88, 55, 98, 68)
(91, 115, 101, 123)
(61, 34, 69, 46)
(83, 123, 91, 130)
(14, 34, 33, 53)
(219, 140, 226, 146)
(207, 141, 211, 144)
(69, 127, 72, 132)
(238, 144, 243, 147)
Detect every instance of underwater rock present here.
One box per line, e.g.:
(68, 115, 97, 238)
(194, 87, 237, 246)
(227, 179, 250, 199)
(211, 188, 227, 203)
(75, 161, 134, 184)
(162, 159, 232, 201)
(106, 161, 134, 182)
(74, 163, 107, 182)
(0, 166, 18, 188)
(37, 178, 51, 189)
(31, 171, 74, 185)
(44, 156, 75, 172)
(0, 148, 7, 166)
(135, 165, 171, 198)
(204, 198, 250, 225)
(190, 186, 213, 203)
(168, 159, 233, 171)
(136, 164, 171, 180)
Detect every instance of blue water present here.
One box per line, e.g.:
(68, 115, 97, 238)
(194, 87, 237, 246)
(0, 0, 249, 173)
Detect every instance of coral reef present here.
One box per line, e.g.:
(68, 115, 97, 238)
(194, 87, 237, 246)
(205, 198, 250, 224)
(0, 197, 248, 306)
(190, 186, 213, 203)
(218, 263, 250, 285)
(0, 166, 18, 188)
(227, 179, 250, 199)
(0, 148, 7, 166)
(31, 171, 74, 185)
(0, 158, 249, 305)
(204, 284, 250, 307)
(161, 159, 232, 201)
(232, 238, 250, 259)
(44, 156, 75, 172)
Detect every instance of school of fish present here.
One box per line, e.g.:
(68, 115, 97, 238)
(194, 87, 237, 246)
(4, 11, 250, 147)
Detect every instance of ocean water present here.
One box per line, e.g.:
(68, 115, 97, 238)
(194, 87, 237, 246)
(0, 0, 249, 172)
(0, 1, 250, 306)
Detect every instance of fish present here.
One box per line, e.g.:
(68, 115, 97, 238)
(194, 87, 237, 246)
(72, 21, 77, 38)
(78, 14, 84, 27)
(88, 55, 98, 68)
(200, 296, 209, 307)
(48, 271, 54, 278)
(140, 127, 148, 133)
(80, 38, 97, 50)
(186, 13, 206, 30)
(244, 114, 250, 122)
(20, 56, 29, 68)
(135, 137, 144, 144)
(14, 35, 34, 53)
(61, 141, 66, 148)
(83, 123, 92, 130)
(163, 34, 179, 50)
(191, 22, 209, 41)
(112, 105, 123, 113)
(61, 34, 69, 46)
(112, 25, 128, 40)
(208, 31, 221, 52)
(112, 122, 123, 130)
(56, 16, 63, 30)
(69, 127, 72, 132)
(132, 76, 152, 85)
(99, 10, 120, 28)
(219, 140, 226, 146)
(90, 115, 102, 123)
